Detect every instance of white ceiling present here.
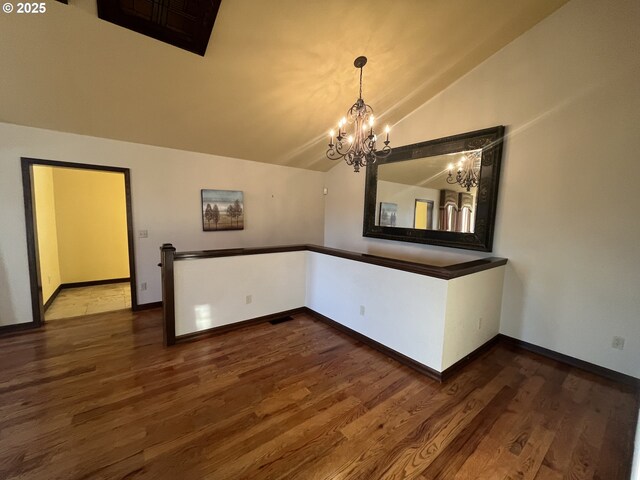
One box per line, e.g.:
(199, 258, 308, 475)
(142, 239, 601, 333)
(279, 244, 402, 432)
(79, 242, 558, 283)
(0, 0, 567, 171)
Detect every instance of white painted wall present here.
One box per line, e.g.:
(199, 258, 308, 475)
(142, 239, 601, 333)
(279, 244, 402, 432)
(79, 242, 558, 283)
(305, 252, 448, 371)
(0, 123, 325, 326)
(442, 266, 505, 370)
(174, 252, 306, 336)
(323, 0, 640, 378)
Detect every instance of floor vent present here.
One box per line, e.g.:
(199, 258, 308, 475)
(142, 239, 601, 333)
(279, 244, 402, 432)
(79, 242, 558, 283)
(269, 316, 294, 325)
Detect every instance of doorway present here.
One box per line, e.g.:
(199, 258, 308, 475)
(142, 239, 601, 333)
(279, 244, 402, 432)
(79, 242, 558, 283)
(21, 158, 138, 327)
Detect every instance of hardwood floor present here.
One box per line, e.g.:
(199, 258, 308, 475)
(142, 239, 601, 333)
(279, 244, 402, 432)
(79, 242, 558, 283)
(0, 309, 637, 479)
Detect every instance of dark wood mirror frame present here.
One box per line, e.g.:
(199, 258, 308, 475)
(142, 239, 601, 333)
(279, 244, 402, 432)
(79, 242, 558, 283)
(363, 126, 505, 252)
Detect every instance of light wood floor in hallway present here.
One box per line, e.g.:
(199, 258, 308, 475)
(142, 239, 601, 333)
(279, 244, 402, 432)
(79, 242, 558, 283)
(0, 309, 637, 479)
(45, 282, 131, 320)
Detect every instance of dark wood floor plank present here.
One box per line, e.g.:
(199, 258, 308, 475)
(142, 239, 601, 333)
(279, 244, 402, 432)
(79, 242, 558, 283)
(0, 309, 636, 480)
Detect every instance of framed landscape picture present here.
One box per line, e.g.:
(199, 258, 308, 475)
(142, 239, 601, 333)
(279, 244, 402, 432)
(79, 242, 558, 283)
(378, 202, 397, 227)
(201, 189, 244, 231)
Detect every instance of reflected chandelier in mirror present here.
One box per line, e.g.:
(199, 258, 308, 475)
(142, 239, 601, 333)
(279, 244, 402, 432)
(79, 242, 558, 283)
(363, 126, 505, 251)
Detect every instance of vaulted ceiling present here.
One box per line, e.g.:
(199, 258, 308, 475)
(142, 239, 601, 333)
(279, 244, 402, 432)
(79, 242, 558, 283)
(0, 0, 567, 171)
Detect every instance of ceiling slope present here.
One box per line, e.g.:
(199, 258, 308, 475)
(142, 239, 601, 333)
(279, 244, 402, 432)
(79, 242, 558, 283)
(0, 0, 567, 170)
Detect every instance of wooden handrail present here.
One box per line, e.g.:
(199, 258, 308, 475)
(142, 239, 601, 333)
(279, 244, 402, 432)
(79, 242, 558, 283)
(171, 244, 507, 280)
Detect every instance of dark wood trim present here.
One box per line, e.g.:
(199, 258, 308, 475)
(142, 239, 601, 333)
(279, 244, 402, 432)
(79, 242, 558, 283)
(122, 168, 138, 311)
(305, 246, 507, 280)
(160, 244, 176, 346)
(60, 277, 130, 290)
(21, 158, 132, 173)
(499, 334, 640, 388)
(303, 307, 442, 382)
(20, 158, 44, 329)
(0, 321, 40, 337)
(172, 244, 507, 281)
(135, 301, 162, 311)
(175, 308, 306, 344)
(20, 157, 139, 330)
(363, 126, 506, 252)
(440, 335, 501, 381)
(43, 284, 63, 312)
(174, 245, 307, 261)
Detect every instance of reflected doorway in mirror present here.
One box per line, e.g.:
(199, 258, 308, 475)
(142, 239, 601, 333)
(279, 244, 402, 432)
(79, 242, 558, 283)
(414, 199, 434, 230)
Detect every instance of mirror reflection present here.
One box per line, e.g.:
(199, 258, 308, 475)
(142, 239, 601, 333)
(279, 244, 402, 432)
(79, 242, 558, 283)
(374, 149, 481, 233)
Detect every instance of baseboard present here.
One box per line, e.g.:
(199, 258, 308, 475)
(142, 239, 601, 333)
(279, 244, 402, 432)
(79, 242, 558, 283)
(440, 335, 502, 381)
(499, 334, 640, 388)
(60, 277, 130, 289)
(134, 301, 162, 311)
(302, 307, 442, 382)
(43, 284, 63, 312)
(0, 321, 40, 337)
(174, 307, 306, 344)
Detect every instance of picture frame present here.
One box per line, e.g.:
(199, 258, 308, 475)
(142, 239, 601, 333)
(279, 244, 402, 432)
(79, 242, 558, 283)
(201, 189, 244, 231)
(378, 202, 398, 227)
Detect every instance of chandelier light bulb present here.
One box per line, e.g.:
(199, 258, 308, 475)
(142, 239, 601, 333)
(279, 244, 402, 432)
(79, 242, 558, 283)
(385, 125, 390, 134)
(369, 116, 374, 127)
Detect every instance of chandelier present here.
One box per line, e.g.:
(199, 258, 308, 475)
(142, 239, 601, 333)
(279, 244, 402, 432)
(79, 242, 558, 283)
(447, 151, 482, 192)
(326, 56, 391, 172)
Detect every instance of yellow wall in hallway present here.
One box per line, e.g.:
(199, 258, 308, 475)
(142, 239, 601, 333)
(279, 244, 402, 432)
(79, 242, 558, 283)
(53, 168, 129, 283)
(32, 166, 62, 303)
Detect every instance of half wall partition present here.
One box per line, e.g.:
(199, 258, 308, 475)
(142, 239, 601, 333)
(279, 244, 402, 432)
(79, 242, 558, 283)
(160, 244, 507, 380)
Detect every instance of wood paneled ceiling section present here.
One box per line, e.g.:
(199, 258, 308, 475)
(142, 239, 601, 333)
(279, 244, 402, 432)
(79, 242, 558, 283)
(0, 0, 568, 171)
(97, 0, 222, 56)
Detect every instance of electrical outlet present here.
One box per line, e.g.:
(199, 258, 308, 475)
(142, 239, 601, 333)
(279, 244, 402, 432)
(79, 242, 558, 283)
(246, 295, 252, 305)
(478, 317, 483, 330)
(359, 305, 365, 316)
(138, 230, 148, 238)
(612, 336, 625, 350)
(140, 282, 147, 291)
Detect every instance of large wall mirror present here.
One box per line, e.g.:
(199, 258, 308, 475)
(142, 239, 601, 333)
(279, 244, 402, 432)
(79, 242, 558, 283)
(363, 126, 505, 251)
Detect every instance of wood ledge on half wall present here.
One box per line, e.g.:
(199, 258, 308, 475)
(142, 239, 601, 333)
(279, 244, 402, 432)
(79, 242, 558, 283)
(164, 243, 508, 280)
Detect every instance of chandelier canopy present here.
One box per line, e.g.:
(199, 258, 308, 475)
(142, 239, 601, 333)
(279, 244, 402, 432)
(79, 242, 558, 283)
(326, 56, 391, 172)
(447, 150, 481, 192)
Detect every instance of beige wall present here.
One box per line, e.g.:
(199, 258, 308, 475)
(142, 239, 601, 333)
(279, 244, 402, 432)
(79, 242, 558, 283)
(324, 0, 640, 377)
(0, 124, 326, 326)
(32, 166, 62, 303)
(52, 168, 129, 283)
